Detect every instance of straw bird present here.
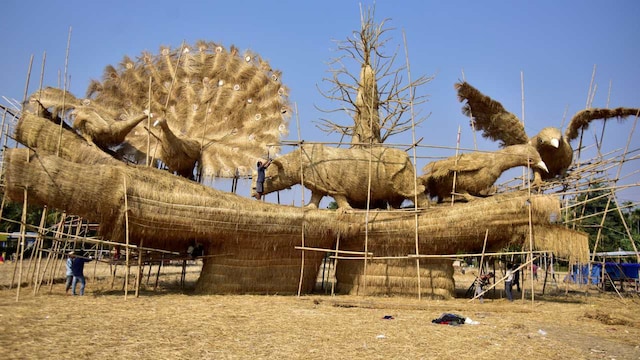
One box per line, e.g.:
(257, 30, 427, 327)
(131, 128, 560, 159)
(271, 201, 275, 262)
(420, 144, 548, 203)
(250, 143, 430, 209)
(26, 41, 291, 179)
(455, 81, 640, 184)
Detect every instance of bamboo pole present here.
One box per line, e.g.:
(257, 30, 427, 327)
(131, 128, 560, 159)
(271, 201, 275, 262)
(15, 188, 28, 301)
(44, 212, 66, 293)
(520, 71, 526, 188)
(450, 126, 462, 206)
(56, 27, 72, 157)
(135, 239, 144, 297)
(154, 254, 163, 290)
(294, 246, 373, 256)
(146, 76, 152, 167)
(30, 207, 48, 292)
(402, 30, 422, 300)
(526, 145, 535, 304)
(331, 233, 340, 297)
(93, 242, 102, 281)
(295, 103, 306, 297)
(124, 176, 130, 300)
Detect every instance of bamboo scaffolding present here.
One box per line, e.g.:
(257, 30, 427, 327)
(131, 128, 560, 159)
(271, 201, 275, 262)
(469, 256, 538, 302)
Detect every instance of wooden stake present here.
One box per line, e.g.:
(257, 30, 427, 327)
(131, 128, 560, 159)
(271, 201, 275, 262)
(331, 233, 341, 297)
(123, 176, 130, 300)
(135, 239, 144, 297)
(15, 188, 28, 301)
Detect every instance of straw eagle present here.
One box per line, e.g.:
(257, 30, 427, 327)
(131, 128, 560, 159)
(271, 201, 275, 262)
(27, 41, 291, 180)
(420, 144, 548, 203)
(455, 81, 640, 183)
(251, 144, 430, 209)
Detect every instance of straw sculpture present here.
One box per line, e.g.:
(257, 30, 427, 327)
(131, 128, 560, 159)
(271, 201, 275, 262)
(28, 41, 291, 179)
(420, 144, 548, 203)
(250, 143, 430, 209)
(455, 81, 640, 183)
(4, 138, 576, 295)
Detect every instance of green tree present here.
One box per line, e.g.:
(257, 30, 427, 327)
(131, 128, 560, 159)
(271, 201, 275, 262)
(572, 184, 638, 252)
(0, 194, 60, 233)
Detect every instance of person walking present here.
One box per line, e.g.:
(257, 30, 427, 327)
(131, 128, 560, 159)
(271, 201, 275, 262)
(71, 253, 93, 296)
(505, 263, 514, 302)
(65, 251, 75, 294)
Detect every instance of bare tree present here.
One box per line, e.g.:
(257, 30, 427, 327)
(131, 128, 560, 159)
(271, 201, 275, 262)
(316, 4, 433, 147)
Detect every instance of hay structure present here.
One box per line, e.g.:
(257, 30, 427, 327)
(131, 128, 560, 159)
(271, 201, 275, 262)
(3, 113, 590, 295)
(4, 142, 578, 295)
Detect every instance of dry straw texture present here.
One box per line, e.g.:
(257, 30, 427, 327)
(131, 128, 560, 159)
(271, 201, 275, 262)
(2, 262, 640, 360)
(6, 113, 588, 295)
(254, 143, 429, 208)
(29, 40, 291, 178)
(335, 259, 455, 298)
(4, 145, 581, 295)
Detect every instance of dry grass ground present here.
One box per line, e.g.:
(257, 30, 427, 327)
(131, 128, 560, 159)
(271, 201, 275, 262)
(1, 259, 639, 359)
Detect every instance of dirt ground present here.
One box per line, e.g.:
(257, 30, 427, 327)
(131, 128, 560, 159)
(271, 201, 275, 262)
(1, 259, 639, 360)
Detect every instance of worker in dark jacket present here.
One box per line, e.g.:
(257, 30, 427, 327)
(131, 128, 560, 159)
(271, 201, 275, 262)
(71, 253, 93, 296)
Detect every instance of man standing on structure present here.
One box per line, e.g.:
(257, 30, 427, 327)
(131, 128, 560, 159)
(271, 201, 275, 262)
(254, 158, 272, 200)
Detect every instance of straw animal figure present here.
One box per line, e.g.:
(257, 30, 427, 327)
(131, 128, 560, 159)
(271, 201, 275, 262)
(455, 81, 640, 184)
(250, 143, 430, 209)
(27, 41, 291, 179)
(420, 144, 548, 203)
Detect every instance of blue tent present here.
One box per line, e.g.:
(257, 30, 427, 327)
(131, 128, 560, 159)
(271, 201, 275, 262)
(569, 263, 640, 284)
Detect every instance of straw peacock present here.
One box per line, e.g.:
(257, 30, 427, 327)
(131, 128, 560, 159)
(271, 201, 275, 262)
(420, 144, 548, 203)
(455, 81, 640, 184)
(28, 41, 291, 180)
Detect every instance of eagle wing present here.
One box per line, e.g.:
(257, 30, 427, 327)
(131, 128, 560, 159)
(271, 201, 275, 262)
(564, 107, 640, 142)
(455, 81, 528, 147)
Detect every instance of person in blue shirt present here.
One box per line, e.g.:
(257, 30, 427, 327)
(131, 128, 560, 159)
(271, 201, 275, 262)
(65, 251, 75, 294)
(71, 253, 93, 296)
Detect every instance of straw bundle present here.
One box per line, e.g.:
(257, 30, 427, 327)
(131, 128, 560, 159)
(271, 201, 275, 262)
(15, 113, 119, 165)
(531, 225, 589, 263)
(335, 259, 454, 298)
(252, 143, 429, 209)
(352, 63, 381, 146)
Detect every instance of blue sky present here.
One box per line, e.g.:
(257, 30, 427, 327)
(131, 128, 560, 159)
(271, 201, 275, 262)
(2, 0, 639, 205)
